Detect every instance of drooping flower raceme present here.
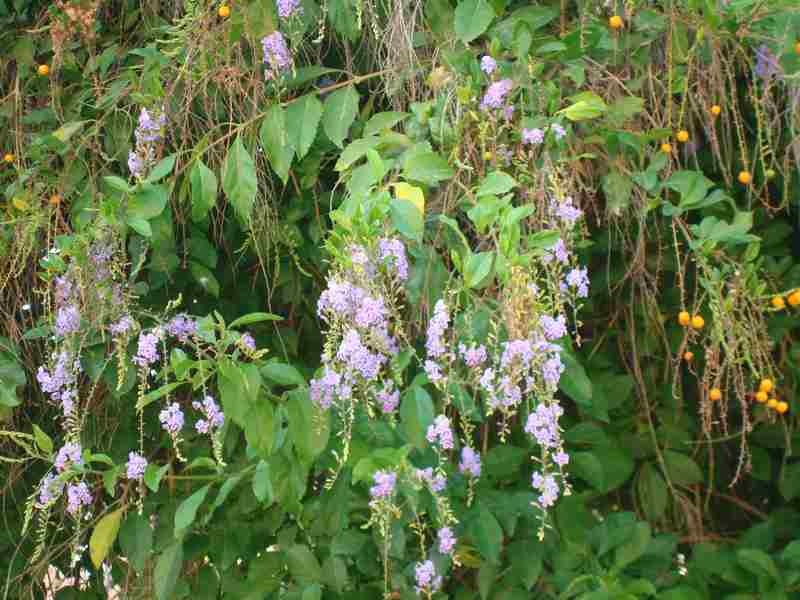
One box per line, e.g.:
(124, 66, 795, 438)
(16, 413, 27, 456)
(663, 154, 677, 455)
(39, 473, 64, 506)
(277, 0, 302, 18)
(55, 442, 82, 472)
(437, 527, 457, 555)
(166, 314, 196, 342)
(459, 447, 481, 478)
(369, 470, 397, 500)
(480, 55, 497, 75)
(55, 305, 80, 337)
(414, 560, 442, 594)
(159, 403, 185, 435)
(416, 467, 447, 493)
(193, 395, 224, 434)
(426, 415, 454, 450)
(480, 79, 513, 111)
(126, 452, 147, 481)
(262, 32, 292, 79)
(37, 350, 81, 415)
(133, 331, 160, 368)
(128, 106, 167, 179)
(66, 482, 92, 515)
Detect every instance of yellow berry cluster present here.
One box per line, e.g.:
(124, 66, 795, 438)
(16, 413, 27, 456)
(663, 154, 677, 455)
(678, 311, 704, 330)
(770, 291, 800, 310)
(753, 379, 788, 414)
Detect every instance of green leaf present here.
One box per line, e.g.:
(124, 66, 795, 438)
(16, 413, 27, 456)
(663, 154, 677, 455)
(335, 136, 381, 172)
(189, 261, 220, 297)
(302, 584, 322, 600)
(602, 171, 633, 217)
(222, 136, 258, 225)
(403, 151, 454, 185)
(558, 345, 592, 407)
(32, 424, 53, 454)
(286, 545, 323, 585)
(454, 0, 496, 43)
(737, 549, 779, 580)
(400, 385, 434, 448)
(51, 120, 87, 143)
(663, 450, 703, 486)
(218, 360, 262, 427)
(558, 92, 608, 121)
(190, 159, 218, 222)
(127, 217, 152, 237)
(104, 175, 133, 194)
(174, 484, 211, 537)
(780, 461, 800, 501)
(463, 251, 494, 289)
(467, 503, 503, 563)
(477, 171, 516, 197)
(154, 540, 183, 600)
(261, 362, 306, 387)
(390, 194, 425, 244)
(613, 522, 651, 573)
(363, 111, 409, 137)
(145, 154, 177, 183)
(287, 388, 330, 462)
(260, 104, 295, 184)
(128, 183, 169, 220)
(322, 85, 359, 148)
(636, 463, 667, 521)
(286, 94, 323, 159)
(119, 512, 153, 573)
(229, 312, 282, 328)
(665, 170, 714, 209)
(253, 460, 274, 503)
(144, 463, 170, 493)
(90, 508, 124, 569)
(244, 398, 275, 458)
(136, 382, 183, 411)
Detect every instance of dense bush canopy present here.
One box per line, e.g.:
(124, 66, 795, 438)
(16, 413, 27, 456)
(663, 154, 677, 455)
(2, 0, 800, 598)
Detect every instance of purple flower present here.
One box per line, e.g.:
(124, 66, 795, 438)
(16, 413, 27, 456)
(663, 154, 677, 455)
(426, 414, 454, 449)
(378, 237, 409, 280)
(240, 333, 256, 351)
(369, 470, 396, 499)
(310, 367, 342, 409)
(54, 275, 74, 307)
(55, 305, 80, 337)
(479, 367, 495, 391)
(503, 105, 515, 120)
(337, 329, 386, 380)
(355, 296, 386, 329)
(531, 471, 560, 508)
(166, 314, 196, 342)
(126, 452, 148, 481)
(277, 0, 302, 18)
(377, 383, 400, 413)
(128, 151, 144, 178)
(66, 481, 92, 515)
(414, 560, 442, 593)
(550, 123, 567, 140)
(37, 350, 81, 415)
(133, 331, 160, 368)
(524, 403, 565, 449)
(554, 450, 569, 467)
(426, 300, 450, 358)
(543, 238, 569, 264)
(522, 128, 545, 145)
(38, 473, 63, 505)
(416, 467, 446, 492)
(262, 32, 292, 79)
(109, 315, 135, 336)
(755, 44, 782, 80)
(437, 527, 457, 555)
(55, 442, 82, 473)
(480, 56, 497, 75)
(193, 395, 225, 433)
(565, 267, 589, 298)
(550, 196, 583, 226)
(350, 244, 373, 273)
(424, 359, 444, 384)
(542, 355, 565, 387)
(459, 446, 481, 478)
(135, 107, 166, 145)
(459, 343, 487, 368)
(159, 402, 185, 435)
(480, 79, 513, 110)
(501, 339, 534, 369)
(540, 314, 567, 341)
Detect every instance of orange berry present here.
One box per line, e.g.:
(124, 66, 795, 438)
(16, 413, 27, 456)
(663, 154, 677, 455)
(218, 4, 230, 17)
(660, 143, 672, 154)
(683, 351, 694, 361)
(2, 153, 13, 163)
(755, 391, 768, 403)
(795, 41, 800, 55)
(788, 291, 800, 307)
(609, 15, 623, 29)
(777, 401, 789, 414)
(709, 388, 722, 401)
(767, 398, 778, 409)
(738, 171, 752, 184)
(49, 194, 61, 206)
(37, 64, 49, 76)
(691, 315, 704, 330)
(678, 311, 691, 326)
(710, 105, 721, 116)
(677, 130, 689, 143)
(759, 378, 774, 393)
(772, 296, 785, 310)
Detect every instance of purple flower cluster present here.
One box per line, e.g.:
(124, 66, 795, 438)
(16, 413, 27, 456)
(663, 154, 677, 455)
(414, 560, 442, 594)
(39, 473, 63, 505)
(54, 442, 82, 472)
(459, 446, 481, 478)
(522, 128, 544, 145)
(565, 267, 589, 298)
(540, 314, 567, 341)
(480, 79, 513, 111)
(480, 55, 497, 75)
(277, 0, 302, 18)
(543, 238, 569, 264)
(37, 350, 81, 415)
(126, 452, 147, 480)
(531, 471, 561, 508)
(378, 238, 409, 281)
(437, 527, 456, 555)
(369, 470, 396, 499)
(550, 196, 583, 226)
(166, 314, 196, 342)
(426, 414, 454, 450)
(310, 367, 346, 409)
(262, 32, 292, 79)
(66, 481, 92, 515)
(55, 305, 80, 337)
(128, 106, 166, 178)
(416, 467, 446, 492)
(426, 300, 449, 358)
(159, 402, 185, 435)
(424, 359, 444, 384)
(193, 395, 225, 434)
(524, 403, 565, 451)
(337, 329, 386, 380)
(133, 331, 160, 368)
(755, 45, 782, 80)
(458, 343, 487, 368)
(377, 381, 400, 413)
(240, 333, 256, 351)
(109, 315, 135, 336)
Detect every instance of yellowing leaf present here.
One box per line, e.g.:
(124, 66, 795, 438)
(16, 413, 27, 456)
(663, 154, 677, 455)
(90, 508, 124, 568)
(392, 182, 424, 214)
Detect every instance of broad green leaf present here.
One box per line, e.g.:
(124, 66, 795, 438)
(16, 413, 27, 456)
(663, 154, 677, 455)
(477, 171, 516, 197)
(467, 503, 503, 563)
(463, 251, 494, 289)
(780, 461, 800, 501)
(558, 92, 607, 121)
(229, 312, 282, 328)
(363, 111, 409, 137)
(189, 261, 220, 297)
(260, 104, 295, 184)
(104, 175, 133, 194)
(127, 217, 152, 237)
(286, 94, 323, 159)
(665, 170, 714, 209)
(737, 548, 779, 580)
(253, 460, 274, 503)
(244, 398, 275, 458)
(558, 344, 592, 407)
(403, 151, 454, 185)
(613, 522, 651, 573)
(51, 120, 87, 143)
(32, 424, 53, 454)
(119, 512, 153, 573)
(322, 85, 359, 148)
(390, 189, 425, 244)
(145, 154, 177, 183)
(174, 484, 211, 537)
(636, 463, 667, 521)
(302, 584, 322, 600)
(128, 183, 169, 220)
(455, 0, 495, 43)
(287, 388, 330, 462)
(663, 450, 703, 486)
(261, 361, 306, 387)
(400, 386, 434, 448)
(144, 463, 170, 493)
(286, 544, 323, 585)
(218, 360, 262, 427)
(90, 508, 124, 569)
(154, 540, 183, 600)
(222, 136, 258, 225)
(190, 159, 218, 222)
(335, 136, 381, 171)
